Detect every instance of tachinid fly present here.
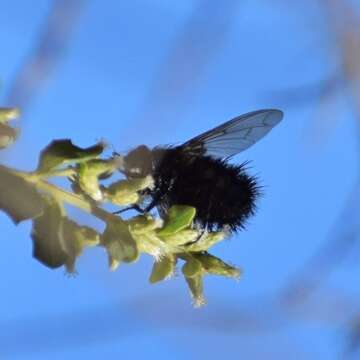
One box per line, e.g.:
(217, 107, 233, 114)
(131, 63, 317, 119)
(121, 109, 283, 233)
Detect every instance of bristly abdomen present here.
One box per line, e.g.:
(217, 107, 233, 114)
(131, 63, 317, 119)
(151, 147, 260, 232)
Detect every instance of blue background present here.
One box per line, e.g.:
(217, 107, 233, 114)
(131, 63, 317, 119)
(1, 1, 360, 359)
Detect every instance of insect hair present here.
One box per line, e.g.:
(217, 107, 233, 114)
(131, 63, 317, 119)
(150, 147, 261, 232)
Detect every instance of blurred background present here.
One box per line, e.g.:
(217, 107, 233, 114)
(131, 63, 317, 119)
(1, 0, 360, 358)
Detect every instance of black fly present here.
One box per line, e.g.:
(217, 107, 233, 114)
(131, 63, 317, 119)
(120, 109, 283, 233)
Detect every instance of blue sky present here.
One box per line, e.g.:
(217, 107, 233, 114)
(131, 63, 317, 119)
(1, 1, 359, 359)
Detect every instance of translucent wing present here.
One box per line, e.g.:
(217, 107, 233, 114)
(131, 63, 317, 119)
(181, 109, 283, 159)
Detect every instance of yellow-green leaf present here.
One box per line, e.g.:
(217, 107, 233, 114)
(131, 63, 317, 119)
(31, 196, 67, 269)
(76, 158, 120, 201)
(61, 218, 100, 273)
(101, 217, 139, 269)
(0, 166, 44, 224)
(37, 139, 105, 173)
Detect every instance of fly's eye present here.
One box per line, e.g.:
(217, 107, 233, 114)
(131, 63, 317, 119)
(129, 167, 141, 175)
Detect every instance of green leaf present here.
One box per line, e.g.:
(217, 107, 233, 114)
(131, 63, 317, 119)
(0, 123, 18, 149)
(78, 158, 118, 177)
(31, 196, 67, 269)
(71, 158, 121, 201)
(193, 252, 241, 279)
(157, 205, 196, 236)
(0, 107, 20, 122)
(101, 216, 139, 270)
(37, 139, 105, 173)
(77, 160, 108, 201)
(149, 255, 176, 283)
(61, 218, 100, 273)
(0, 166, 44, 224)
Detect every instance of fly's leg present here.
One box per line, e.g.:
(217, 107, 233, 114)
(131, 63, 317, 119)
(113, 204, 146, 214)
(113, 191, 160, 215)
(184, 228, 206, 246)
(195, 229, 206, 242)
(143, 200, 157, 212)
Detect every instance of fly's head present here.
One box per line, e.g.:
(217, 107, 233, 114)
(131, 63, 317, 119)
(124, 145, 153, 178)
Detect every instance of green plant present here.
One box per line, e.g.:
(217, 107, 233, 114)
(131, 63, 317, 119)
(0, 106, 241, 307)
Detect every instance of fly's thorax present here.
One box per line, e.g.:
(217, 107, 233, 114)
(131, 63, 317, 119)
(151, 147, 173, 164)
(124, 145, 153, 178)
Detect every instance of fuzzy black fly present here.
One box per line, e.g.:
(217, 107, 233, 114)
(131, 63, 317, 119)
(120, 109, 283, 233)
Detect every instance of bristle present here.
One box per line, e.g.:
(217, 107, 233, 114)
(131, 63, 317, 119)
(151, 148, 260, 233)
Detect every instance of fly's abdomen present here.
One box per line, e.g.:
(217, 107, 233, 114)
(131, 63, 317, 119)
(152, 149, 260, 232)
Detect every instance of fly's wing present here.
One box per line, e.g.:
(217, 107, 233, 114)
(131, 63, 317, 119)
(180, 109, 283, 159)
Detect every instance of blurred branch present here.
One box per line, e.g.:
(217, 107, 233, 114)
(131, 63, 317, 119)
(6, 0, 84, 112)
(267, 2, 360, 355)
(3, 285, 358, 357)
(312, 0, 360, 145)
(268, 75, 342, 106)
(270, 0, 360, 147)
(0, 305, 139, 357)
(1, 297, 331, 358)
(125, 0, 240, 138)
(280, 177, 360, 306)
(279, 0, 360, 298)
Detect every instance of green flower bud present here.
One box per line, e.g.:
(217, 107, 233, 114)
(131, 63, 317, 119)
(149, 255, 176, 283)
(194, 252, 241, 279)
(105, 176, 153, 206)
(101, 216, 139, 270)
(0, 107, 20, 122)
(184, 274, 206, 308)
(182, 256, 203, 278)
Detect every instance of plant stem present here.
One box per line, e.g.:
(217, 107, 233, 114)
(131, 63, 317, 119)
(5, 165, 113, 223)
(35, 179, 111, 221)
(38, 167, 77, 179)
